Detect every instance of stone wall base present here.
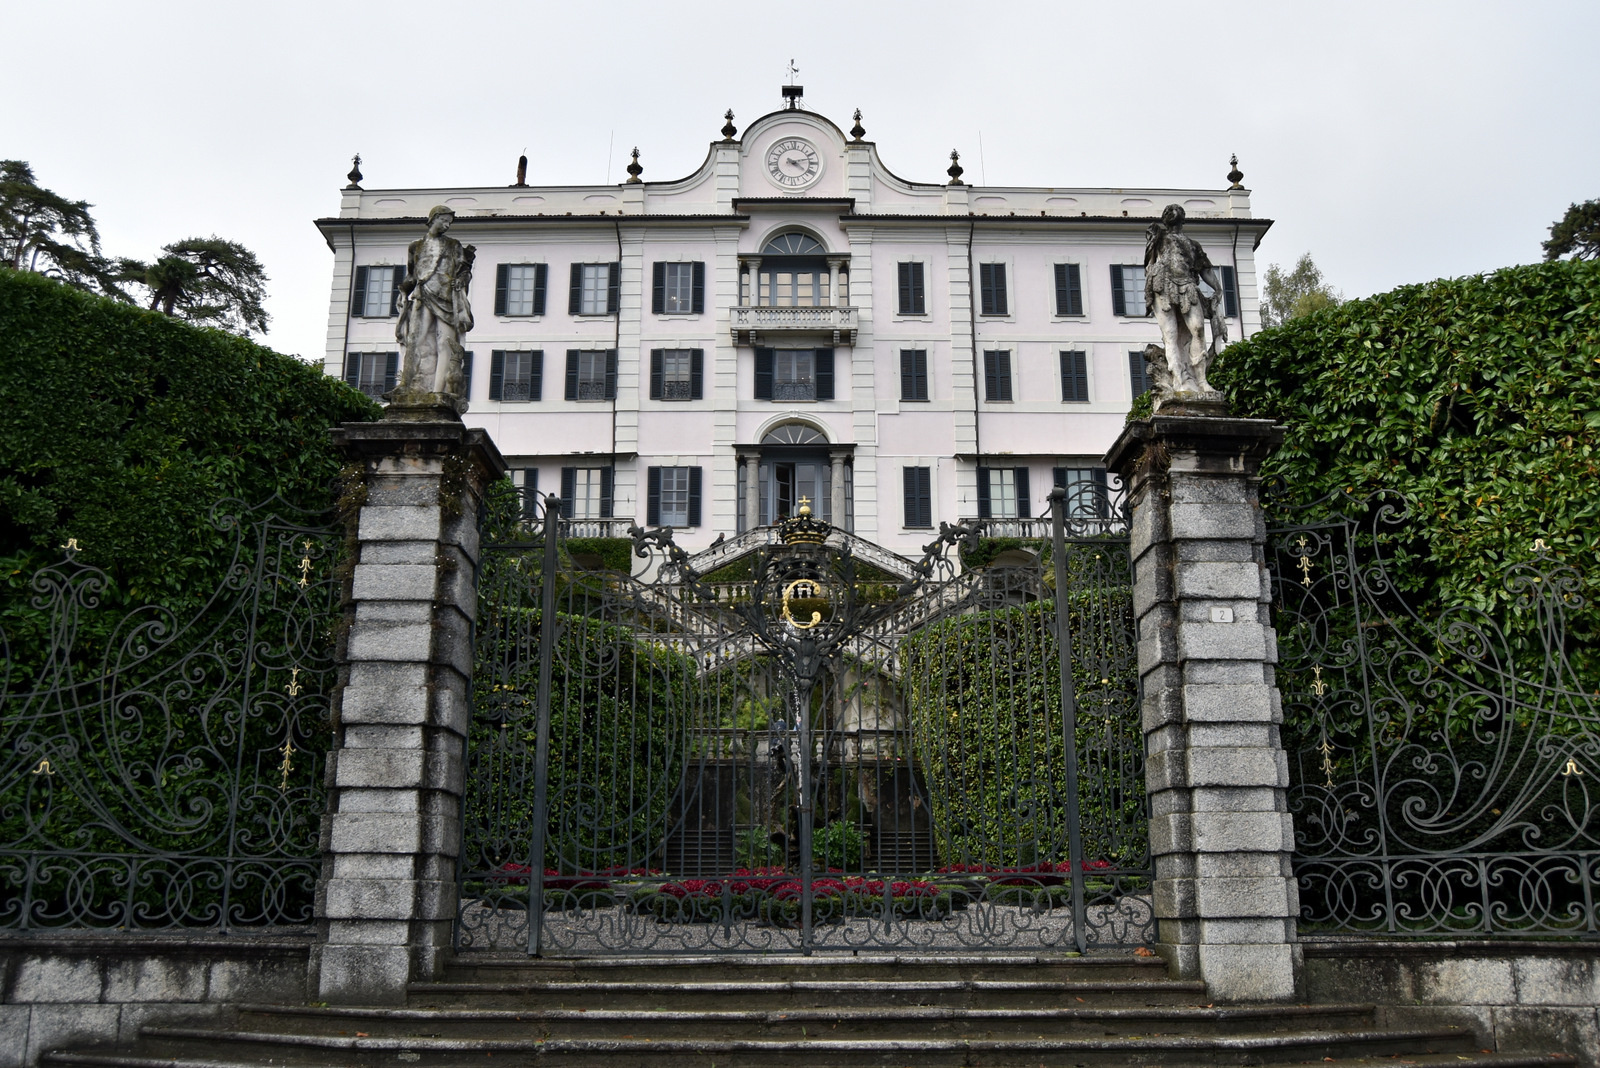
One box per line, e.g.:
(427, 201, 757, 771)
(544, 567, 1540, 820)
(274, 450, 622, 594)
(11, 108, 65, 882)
(0, 935, 310, 1068)
(1305, 939, 1600, 1067)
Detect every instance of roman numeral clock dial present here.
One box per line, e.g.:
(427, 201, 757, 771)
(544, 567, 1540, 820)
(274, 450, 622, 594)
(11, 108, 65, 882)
(765, 138, 822, 190)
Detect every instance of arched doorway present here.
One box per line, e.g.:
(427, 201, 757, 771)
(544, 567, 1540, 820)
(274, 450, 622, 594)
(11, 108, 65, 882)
(758, 423, 831, 526)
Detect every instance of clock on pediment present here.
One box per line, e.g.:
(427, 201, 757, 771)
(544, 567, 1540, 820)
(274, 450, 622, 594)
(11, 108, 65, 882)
(764, 137, 823, 191)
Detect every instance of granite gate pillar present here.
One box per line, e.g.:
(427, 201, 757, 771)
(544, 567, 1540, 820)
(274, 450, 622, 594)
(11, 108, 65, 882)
(312, 420, 506, 1005)
(1106, 413, 1300, 1001)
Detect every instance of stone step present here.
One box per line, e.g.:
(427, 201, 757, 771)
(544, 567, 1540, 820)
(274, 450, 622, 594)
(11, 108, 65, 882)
(41, 1050, 1578, 1068)
(440, 951, 1168, 984)
(237, 1000, 1380, 1040)
(407, 975, 1211, 1009)
(87, 1024, 1487, 1068)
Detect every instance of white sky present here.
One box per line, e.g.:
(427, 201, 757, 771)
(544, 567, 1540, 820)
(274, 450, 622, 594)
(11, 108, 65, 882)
(7, 0, 1596, 360)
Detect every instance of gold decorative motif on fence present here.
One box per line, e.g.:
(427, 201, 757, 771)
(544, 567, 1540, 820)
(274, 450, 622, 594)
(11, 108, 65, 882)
(1295, 536, 1313, 587)
(31, 759, 54, 776)
(1318, 734, 1336, 788)
(287, 666, 302, 697)
(298, 539, 314, 586)
(1311, 664, 1328, 697)
(781, 579, 823, 629)
(1562, 757, 1583, 777)
(60, 537, 80, 552)
(279, 740, 295, 791)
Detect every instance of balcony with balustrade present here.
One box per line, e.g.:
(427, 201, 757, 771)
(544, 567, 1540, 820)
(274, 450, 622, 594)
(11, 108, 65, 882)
(730, 304, 858, 346)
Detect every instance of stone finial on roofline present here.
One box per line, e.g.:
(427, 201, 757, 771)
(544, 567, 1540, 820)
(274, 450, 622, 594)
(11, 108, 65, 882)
(345, 154, 363, 190)
(947, 150, 964, 185)
(1228, 153, 1244, 189)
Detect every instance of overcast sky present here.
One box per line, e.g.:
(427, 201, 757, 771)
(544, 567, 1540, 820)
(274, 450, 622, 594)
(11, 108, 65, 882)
(7, 0, 1595, 360)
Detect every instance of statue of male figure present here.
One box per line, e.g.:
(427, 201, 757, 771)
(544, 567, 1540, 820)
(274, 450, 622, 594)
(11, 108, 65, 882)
(394, 205, 476, 407)
(1143, 203, 1227, 395)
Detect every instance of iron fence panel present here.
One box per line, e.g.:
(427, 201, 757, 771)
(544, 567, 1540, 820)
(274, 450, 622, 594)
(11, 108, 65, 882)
(0, 500, 343, 930)
(1268, 493, 1599, 937)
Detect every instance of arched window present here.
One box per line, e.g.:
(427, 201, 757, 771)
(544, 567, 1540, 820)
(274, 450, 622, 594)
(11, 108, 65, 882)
(761, 232, 826, 256)
(753, 231, 840, 307)
(761, 423, 828, 445)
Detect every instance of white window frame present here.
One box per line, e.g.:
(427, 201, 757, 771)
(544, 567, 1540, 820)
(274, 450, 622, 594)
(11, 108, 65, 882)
(504, 264, 541, 317)
(361, 266, 399, 318)
(575, 350, 609, 401)
(663, 263, 695, 314)
(502, 351, 537, 403)
(988, 467, 1019, 519)
(1117, 264, 1149, 317)
(570, 467, 607, 519)
(661, 349, 694, 400)
(658, 467, 692, 527)
(579, 264, 610, 315)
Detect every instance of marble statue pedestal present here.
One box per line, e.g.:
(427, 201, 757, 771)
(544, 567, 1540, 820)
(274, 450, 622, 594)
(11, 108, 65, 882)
(1106, 413, 1301, 1002)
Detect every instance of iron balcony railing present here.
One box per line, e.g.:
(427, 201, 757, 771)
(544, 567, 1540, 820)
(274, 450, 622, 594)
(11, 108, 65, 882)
(730, 304, 858, 345)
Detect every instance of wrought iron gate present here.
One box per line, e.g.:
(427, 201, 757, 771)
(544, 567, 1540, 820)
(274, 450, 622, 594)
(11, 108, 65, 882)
(457, 487, 1151, 955)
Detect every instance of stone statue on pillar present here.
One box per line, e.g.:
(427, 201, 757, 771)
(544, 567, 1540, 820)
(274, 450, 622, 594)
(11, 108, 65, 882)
(389, 205, 476, 419)
(1143, 204, 1228, 410)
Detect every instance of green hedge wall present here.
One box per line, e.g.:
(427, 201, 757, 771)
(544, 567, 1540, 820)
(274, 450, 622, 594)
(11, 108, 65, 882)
(1212, 258, 1600, 674)
(0, 267, 380, 605)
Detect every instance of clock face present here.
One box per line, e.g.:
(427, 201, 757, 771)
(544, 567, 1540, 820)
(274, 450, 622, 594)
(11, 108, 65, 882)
(765, 138, 822, 190)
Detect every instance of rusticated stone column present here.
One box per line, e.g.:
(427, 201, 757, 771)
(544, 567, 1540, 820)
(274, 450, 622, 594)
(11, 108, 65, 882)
(1105, 413, 1299, 1002)
(312, 420, 505, 1005)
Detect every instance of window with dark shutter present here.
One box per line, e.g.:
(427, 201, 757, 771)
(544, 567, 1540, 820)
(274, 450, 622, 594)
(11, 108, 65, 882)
(815, 349, 835, 400)
(388, 269, 403, 317)
(1055, 466, 1110, 520)
(568, 264, 583, 315)
(494, 264, 509, 316)
(344, 352, 362, 390)
(606, 263, 620, 315)
(351, 266, 368, 319)
(1219, 265, 1239, 317)
(1128, 350, 1152, 398)
(983, 350, 1013, 402)
(649, 350, 664, 400)
(688, 467, 702, 527)
(897, 262, 925, 315)
(1112, 264, 1148, 316)
(976, 467, 992, 519)
(1014, 467, 1031, 519)
(689, 349, 704, 399)
(651, 262, 666, 316)
(605, 350, 618, 400)
(488, 351, 505, 400)
(560, 467, 576, 517)
(516, 468, 538, 519)
(691, 261, 705, 314)
(1059, 350, 1088, 403)
(754, 348, 774, 400)
(599, 465, 614, 518)
(383, 353, 398, 392)
(1054, 263, 1083, 316)
(461, 351, 474, 400)
(902, 466, 932, 528)
(564, 350, 580, 400)
(979, 263, 1008, 315)
(900, 349, 929, 401)
(646, 466, 662, 526)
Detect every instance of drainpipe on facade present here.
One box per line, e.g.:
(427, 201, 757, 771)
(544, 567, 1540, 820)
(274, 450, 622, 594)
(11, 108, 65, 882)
(612, 220, 623, 521)
(967, 221, 980, 512)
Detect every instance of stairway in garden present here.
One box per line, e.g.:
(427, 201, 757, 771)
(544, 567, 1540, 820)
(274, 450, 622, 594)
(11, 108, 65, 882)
(42, 953, 1575, 1068)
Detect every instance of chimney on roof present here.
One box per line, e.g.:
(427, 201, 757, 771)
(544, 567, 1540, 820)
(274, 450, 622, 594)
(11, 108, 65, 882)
(514, 154, 528, 187)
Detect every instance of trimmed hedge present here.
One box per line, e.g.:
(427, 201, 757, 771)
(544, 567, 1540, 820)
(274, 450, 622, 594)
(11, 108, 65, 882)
(0, 267, 379, 604)
(1212, 258, 1600, 674)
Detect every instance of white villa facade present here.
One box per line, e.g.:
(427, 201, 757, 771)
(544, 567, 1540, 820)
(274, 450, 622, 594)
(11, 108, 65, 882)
(318, 91, 1270, 559)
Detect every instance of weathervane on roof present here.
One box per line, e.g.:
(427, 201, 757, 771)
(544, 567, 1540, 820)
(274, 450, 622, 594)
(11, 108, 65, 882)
(782, 59, 803, 109)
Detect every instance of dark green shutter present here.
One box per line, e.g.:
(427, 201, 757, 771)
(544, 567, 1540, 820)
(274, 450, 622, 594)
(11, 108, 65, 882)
(903, 466, 931, 528)
(519, 468, 538, 519)
(985, 351, 1010, 401)
(529, 351, 544, 400)
(898, 262, 913, 314)
(383, 353, 399, 391)
(606, 263, 620, 314)
(559, 467, 575, 516)
(568, 264, 583, 314)
(488, 351, 505, 400)
(1014, 467, 1031, 518)
(900, 350, 914, 399)
(754, 348, 774, 400)
(649, 349, 664, 399)
(1054, 263, 1083, 316)
(691, 262, 705, 313)
(1060, 350, 1087, 402)
(532, 263, 547, 315)
(651, 262, 666, 315)
(351, 266, 368, 318)
(980, 263, 1007, 315)
(565, 350, 579, 400)
(1128, 350, 1150, 397)
(1220, 265, 1239, 317)
(1092, 468, 1109, 518)
(977, 467, 992, 519)
(494, 264, 509, 315)
(688, 467, 702, 527)
(690, 349, 704, 399)
(646, 467, 661, 526)
(1052, 466, 1067, 490)
(388, 267, 403, 316)
(599, 466, 614, 518)
(1111, 265, 1126, 316)
(604, 350, 618, 400)
(815, 348, 835, 400)
(461, 351, 474, 399)
(344, 353, 362, 389)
